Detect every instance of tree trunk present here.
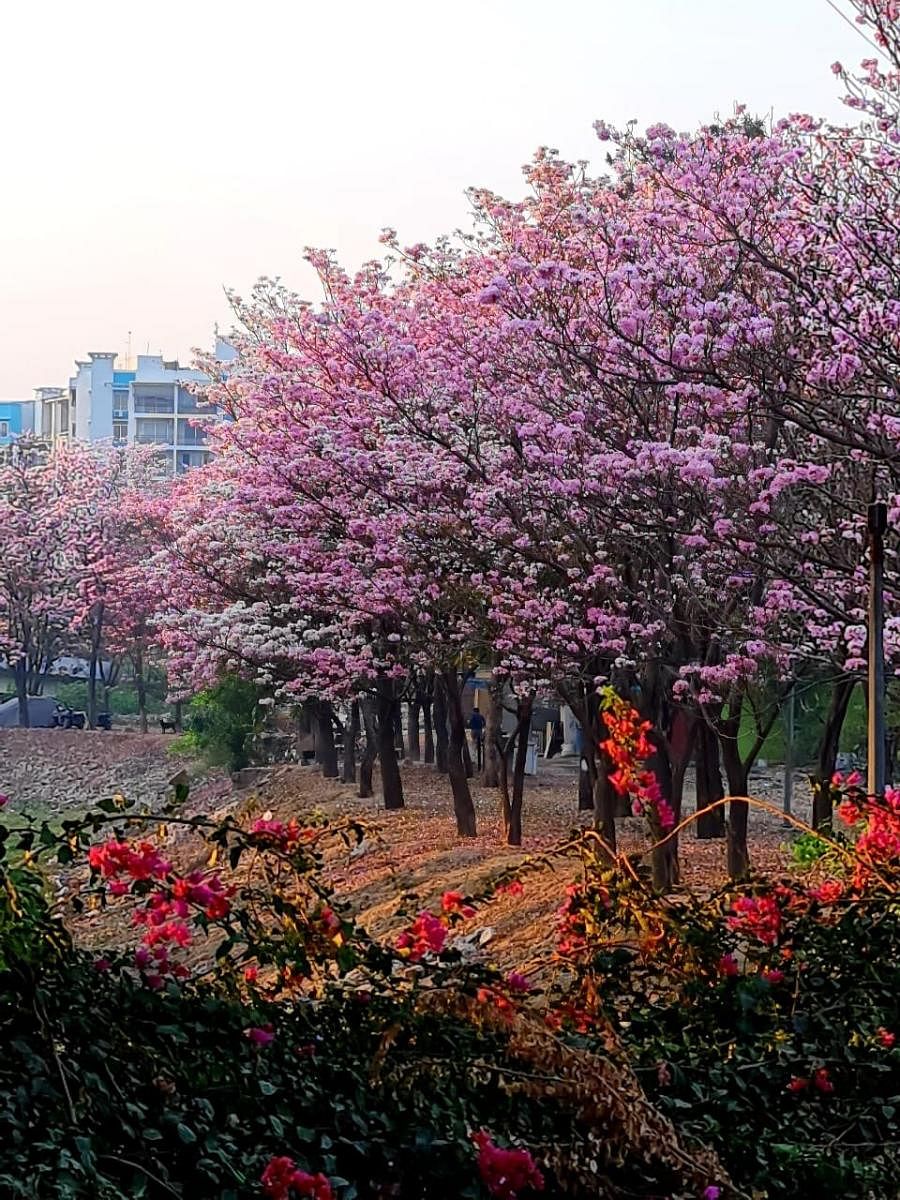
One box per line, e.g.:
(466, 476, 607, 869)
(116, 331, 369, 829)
(440, 670, 477, 836)
(15, 663, 29, 728)
(376, 679, 404, 810)
(462, 729, 475, 778)
(86, 602, 104, 730)
(407, 701, 421, 763)
(579, 753, 594, 811)
(433, 681, 449, 774)
(359, 698, 377, 799)
(695, 720, 725, 838)
(422, 695, 435, 765)
(393, 701, 407, 760)
(649, 736, 678, 891)
(315, 699, 339, 778)
(173, 700, 183, 733)
(483, 680, 503, 788)
(593, 751, 617, 853)
(134, 646, 148, 735)
(342, 700, 359, 784)
(812, 676, 856, 829)
(87, 641, 99, 729)
(503, 694, 534, 846)
(720, 729, 751, 881)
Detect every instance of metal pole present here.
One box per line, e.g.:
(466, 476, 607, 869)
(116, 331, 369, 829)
(782, 688, 794, 826)
(867, 501, 887, 797)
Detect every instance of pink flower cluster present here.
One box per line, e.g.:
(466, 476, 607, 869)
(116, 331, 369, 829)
(88, 838, 171, 883)
(473, 1131, 545, 1199)
(394, 890, 477, 961)
(395, 910, 448, 961)
(88, 838, 232, 986)
(261, 1157, 334, 1200)
(727, 894, 782, 946)
(251, 817, 315, 851)
(788, 1067, 834, 1095)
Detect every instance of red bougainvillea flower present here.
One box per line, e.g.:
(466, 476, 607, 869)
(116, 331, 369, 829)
(473, 1131, 545, 1199)
(441, 890, 476, 918)
(809, 879, 844, 905)
(477, 987, 516, 1019)
(787, 1076, 808, 1093)
(250, 817, 315, 852)
(718, 954, 739, 977)
(88, 838, 171, 882)
(727, 894, 782, 946)
(877, 1027, 896, 1049)
(599, 690, 674, 830)
(395, 911, 448, 961)
(261, 1157, 334, 1200)
(813, 1067, 834, 1094)
(246, 1025, 275, 1047)
(496, 880, 524, 897)
(761, 968, 785, 985)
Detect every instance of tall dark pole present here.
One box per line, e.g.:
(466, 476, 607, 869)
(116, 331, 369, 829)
(782, 687, 795, 827)
(867, 502, 887, 797)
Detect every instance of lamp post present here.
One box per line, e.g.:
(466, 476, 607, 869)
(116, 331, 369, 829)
(867, 501, 887, 797)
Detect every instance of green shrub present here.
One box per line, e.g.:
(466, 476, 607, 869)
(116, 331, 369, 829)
(183, 676, 263, 771)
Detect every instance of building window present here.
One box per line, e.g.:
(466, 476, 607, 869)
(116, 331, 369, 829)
(133, 385, 176, 414)
(176, 418, 208, 445)
(176, 449, 210, 473)
(0, 421, 9, 438)
(134, 417, 174, 444)
(113, 422, 128, 443)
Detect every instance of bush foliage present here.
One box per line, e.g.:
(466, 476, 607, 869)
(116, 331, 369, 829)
(2, 773, 900, 1198)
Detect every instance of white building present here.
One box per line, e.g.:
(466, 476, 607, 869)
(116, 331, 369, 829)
(39, 338, 236, 474)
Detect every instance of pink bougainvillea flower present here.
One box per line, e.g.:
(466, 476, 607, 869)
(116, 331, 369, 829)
(0, 794, 8, 809)
(877, 1027, 896, 1049)
(473, 1130, 545, 1199)
(246, 1025, 275, 1047)
(727, 894, 782, 946)
(506, 971, 531, 993)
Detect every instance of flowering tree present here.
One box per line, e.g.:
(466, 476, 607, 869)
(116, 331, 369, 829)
(0, 446, 90, 725)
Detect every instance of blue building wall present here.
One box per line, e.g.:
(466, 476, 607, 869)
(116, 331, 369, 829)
(0, 401, 34, 447)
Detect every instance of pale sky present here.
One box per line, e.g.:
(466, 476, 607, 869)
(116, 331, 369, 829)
(0, 0, 869, 398)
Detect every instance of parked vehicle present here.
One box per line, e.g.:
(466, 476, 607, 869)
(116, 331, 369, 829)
(0, 697, 87, 729)
(51, 704, 86, 729)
